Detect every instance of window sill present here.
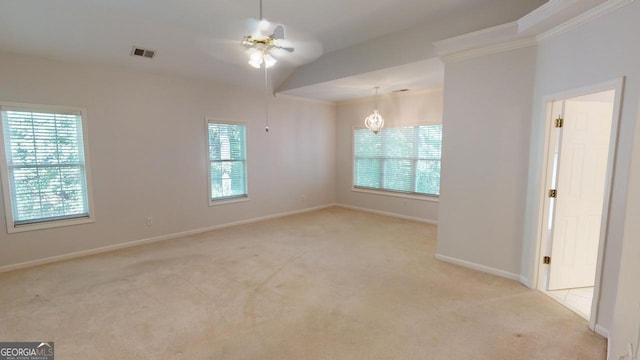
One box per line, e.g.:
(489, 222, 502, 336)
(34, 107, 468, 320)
(351, 187, 439, 202)
(7, 216, 95, 234)
(209, 196, 250, 207)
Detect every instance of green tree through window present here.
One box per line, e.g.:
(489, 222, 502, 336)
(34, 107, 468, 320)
(208, 121, 247, 201)
(0, 106, 90, 226)
(354, 124, 442, 196)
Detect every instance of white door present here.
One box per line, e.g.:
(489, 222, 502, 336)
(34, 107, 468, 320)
(548, 93, 614, 291)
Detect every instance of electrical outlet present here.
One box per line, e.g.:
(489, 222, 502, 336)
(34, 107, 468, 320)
(146, 216, 153, 226)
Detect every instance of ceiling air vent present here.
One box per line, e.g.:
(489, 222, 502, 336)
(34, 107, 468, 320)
(131, 46, 155, 59)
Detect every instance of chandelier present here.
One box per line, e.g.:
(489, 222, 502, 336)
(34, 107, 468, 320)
(364, 87, 384, 134)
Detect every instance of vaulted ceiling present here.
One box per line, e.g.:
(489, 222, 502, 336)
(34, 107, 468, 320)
(0, 0, 549, 100)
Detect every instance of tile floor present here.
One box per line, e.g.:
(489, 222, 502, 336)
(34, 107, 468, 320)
(546, 287, 594, 320)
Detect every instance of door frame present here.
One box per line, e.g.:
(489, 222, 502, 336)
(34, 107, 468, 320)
(532, 77, 625, 331)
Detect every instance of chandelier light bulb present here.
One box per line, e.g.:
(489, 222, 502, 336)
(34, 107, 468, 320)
(365, 109, 384, 134)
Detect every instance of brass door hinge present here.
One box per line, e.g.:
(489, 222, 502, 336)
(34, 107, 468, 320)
(548, 189, 557, 198)
(543, 256, 551, 265)
(555, 117, 564, 128)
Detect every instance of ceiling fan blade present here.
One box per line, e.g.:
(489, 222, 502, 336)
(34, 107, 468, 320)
(270, 24, 286, 40)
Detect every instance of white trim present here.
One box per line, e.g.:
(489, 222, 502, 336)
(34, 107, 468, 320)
(351, 124, 443, 199)
(435, 22, 516, 47)
(518, 0, 584, 33)
(9, 217, 95, 233)
(537, 0, 635, 41)
(591, 78, 625, 332)
(434, 0, 635, 64)
(208, 196, 250, 207)
(595, 324, 610, 339)
(532, 77, 625, 334)
(433, 22, 518, 57)
(531, 100, 557, 291)
(0, 203, 336, 273)
(434, 253, 521, 281)
(440, 38, 537, 64)
(0, 102, 96, 233)
(519, 275, 533, 288)
(351, 187, 439, 203)
(335, 203, 438, 225)
(597, 324, 612, 360)
(206, 118, 249, 206)
(518, 0, 568, 29)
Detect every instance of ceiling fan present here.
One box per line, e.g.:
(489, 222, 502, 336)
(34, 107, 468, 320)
(241, 0, 294, 69)
(236, 0, 322, 132)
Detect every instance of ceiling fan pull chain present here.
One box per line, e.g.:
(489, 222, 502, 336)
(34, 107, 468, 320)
(264, 65, 270, 133)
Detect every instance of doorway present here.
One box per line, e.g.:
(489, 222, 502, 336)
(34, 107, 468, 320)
(536, 80, 623, 328)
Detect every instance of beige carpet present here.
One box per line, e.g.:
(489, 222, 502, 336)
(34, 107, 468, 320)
(0, 207, 606, 359)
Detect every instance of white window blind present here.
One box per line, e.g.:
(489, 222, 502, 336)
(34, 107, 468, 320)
(208, 122, 247, 201)
(354, 124, 442, 196)
(0, 107, 90, 225)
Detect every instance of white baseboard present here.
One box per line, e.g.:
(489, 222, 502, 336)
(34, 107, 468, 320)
(594, 324, 609, 339)
(0, 204, 336, 273)
(519, 275, 533, 288)
(335, 203, 438, 225)
(434, 253, 521, 281)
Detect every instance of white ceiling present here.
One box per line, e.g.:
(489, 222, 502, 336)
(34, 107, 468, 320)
(0, 0, 545, 100)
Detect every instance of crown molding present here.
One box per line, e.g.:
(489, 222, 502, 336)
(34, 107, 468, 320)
(433, 22, 518, 58)
(537, 0, 635, 41)
(434, 0, 634, 63)
(518, 0, 586, 33)
(440, 37, 537, 64)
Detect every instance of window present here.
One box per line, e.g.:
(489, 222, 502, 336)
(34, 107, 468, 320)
(207, 120, 248, 204)
(0, 103, 94, 232)
(353, 124, 442, 197)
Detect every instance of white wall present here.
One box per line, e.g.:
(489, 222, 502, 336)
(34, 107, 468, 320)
(437, 45, 537, 278)
(335, 89, 443, 222)
(0, 51, 336, 269)
(521, 2, 640, 344)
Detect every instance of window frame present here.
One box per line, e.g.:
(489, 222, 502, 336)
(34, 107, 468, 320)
(0, 102, 96, 233)
(351, 123, 442, 202)
(206, 118, 249, 206)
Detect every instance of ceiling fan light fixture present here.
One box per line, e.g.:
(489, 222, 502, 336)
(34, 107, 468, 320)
(241, 0, 294, 69)
(258, 19, 271, 33)
(248, 57, 262, 69)
(248, 49, 264, 68)
(263, 53, 277, 68)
